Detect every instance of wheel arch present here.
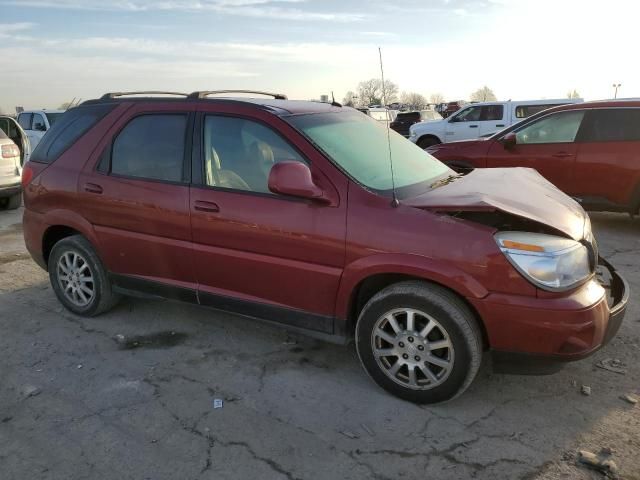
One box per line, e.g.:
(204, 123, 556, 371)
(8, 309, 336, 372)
(335, 254, 490, 347)
(41, 210, 100, 267)
(417, 134, 442, 147)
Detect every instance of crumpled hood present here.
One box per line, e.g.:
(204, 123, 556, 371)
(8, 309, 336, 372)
(404, 167, 587, 241)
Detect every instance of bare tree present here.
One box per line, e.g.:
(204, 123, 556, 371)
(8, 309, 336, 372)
(58, 102, 74, 110)
(342, 91, 357, 107)
(356, 78, 399, 106)
(566, 89, 581, 99)
(400, 92, 427, 110)
(470, 86, 497, 102)
(429, 93, 445, 105)
(357, 79, 381, 106)
(381, 79, 399, 104)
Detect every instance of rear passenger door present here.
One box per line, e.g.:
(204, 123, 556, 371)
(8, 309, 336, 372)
(478, 104, 506, 137)
(189, 105, 348, 333)
(79, 103, 197, 296)
(573, 108, 640, 207)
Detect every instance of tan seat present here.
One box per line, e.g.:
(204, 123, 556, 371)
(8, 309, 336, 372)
(206, 146, 250, 191)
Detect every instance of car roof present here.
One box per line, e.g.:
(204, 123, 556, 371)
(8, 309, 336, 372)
(81, 93, 344, 117)
(20, 109, 65, 114)
(534, 98, 640, 115)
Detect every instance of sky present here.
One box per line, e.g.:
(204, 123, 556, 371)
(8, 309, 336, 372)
(0, 0, 638, 112)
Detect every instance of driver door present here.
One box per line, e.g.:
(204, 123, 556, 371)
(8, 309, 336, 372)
(445, 105, 482, 142)
(189, 107, 348, 332)
(485, 110, 585, 194)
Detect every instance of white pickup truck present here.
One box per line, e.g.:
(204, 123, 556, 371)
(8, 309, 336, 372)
(17, 109, 65, 150)
(409, 99, 582, 148)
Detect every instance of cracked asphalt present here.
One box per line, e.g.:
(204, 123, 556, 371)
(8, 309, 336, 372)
(1, 207, 639, 480)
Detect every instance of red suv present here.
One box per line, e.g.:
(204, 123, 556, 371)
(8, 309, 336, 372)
(428, 100, 640, 215)
(22, 91, 628, 403)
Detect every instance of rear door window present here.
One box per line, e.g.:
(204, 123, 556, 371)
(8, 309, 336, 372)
(578, 108, 640, 142)
(111, 114, 188, 183)
(480, 105, 504, 121)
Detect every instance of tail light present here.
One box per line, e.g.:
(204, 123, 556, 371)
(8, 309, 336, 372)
(21, 163, 34, 187)
(1, 144, 20, 158)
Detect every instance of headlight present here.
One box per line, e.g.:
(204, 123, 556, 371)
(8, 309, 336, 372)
(495, 231, 592, 291)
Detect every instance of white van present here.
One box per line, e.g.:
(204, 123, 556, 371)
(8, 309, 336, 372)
(409, 99, 583, 148)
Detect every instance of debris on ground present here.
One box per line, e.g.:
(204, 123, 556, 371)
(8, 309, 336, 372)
(361, 423, 375, 436)
(620, 394, 638, 405)
(213, 399, 223, 409)
(113, 334, 126, 345)
(339, 430, 359, 439)
(596, 358, 627, 375)
(76, 364, 83, 369)
(581, 385, 592, 396)
(22, 385, 42, 398)
(577, 449, 619, 478)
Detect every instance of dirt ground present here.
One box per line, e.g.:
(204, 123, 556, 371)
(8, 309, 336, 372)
(0, 206, 638, 480)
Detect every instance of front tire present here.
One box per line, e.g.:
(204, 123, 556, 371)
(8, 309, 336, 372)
(355, 281, 482, 403)
(417, 136, 440, 149)
(49, 235, 120, 316)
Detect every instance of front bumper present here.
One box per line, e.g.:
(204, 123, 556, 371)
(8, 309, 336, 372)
(469, 258, 629, 374)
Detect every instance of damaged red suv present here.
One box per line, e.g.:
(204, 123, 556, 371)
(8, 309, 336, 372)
(22, 91, 628, 403)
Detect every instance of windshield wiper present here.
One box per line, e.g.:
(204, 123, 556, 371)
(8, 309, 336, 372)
(430, 174, 462, 189)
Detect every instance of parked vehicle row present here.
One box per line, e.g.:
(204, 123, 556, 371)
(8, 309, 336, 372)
(429, 100, 640, 216)
(21, 91, 627, 403)
(409, 98, 583, 148)
(390, 109, 442, 137)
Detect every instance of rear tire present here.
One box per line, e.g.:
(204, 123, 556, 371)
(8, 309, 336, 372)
(49, 235, 120, 316)
(417, 136, 440, 149)
(7, 192, 22, 210)
(355, 281, 482, 404)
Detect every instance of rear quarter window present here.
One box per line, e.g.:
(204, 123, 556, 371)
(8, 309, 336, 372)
(578, 108, 640, 142)
(515, 104, 564, 119)
(30, 104, 115, 164)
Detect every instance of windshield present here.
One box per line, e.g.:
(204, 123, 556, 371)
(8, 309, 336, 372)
(45, 112, 64, 126)
(288, 110, 451, 196)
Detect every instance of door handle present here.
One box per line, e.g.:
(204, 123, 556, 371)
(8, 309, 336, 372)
(496, 124, 505, 127)
(84, 183, 103, 194)
(552, 152, 574, 158)
(194, 200, 220, 213)
(469, 125, 478, 128)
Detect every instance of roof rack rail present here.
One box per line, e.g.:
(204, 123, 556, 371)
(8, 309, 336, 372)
(100, 91, 189, 100)
(189, 90, 287, 100)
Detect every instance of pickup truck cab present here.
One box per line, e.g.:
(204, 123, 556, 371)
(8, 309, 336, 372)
(17, 109, 65, 150)
(410, 99, 583, 149)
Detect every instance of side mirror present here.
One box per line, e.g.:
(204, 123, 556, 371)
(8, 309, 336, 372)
(501, 132, 517, 149)
(268, 161, 328, 202)
(34, 123, 46, 132)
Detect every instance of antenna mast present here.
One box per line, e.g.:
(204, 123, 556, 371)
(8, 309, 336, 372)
(378, 47, 399, 207)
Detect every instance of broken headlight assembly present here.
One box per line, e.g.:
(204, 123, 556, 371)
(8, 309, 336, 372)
(495, 231, 592, 291)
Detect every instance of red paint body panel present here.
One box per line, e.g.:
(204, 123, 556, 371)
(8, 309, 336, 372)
(21, 97, 628, 362)
(469, 278, 609, 356)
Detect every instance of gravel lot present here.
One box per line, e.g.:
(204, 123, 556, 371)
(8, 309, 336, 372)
(1, 206, 638, 480)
